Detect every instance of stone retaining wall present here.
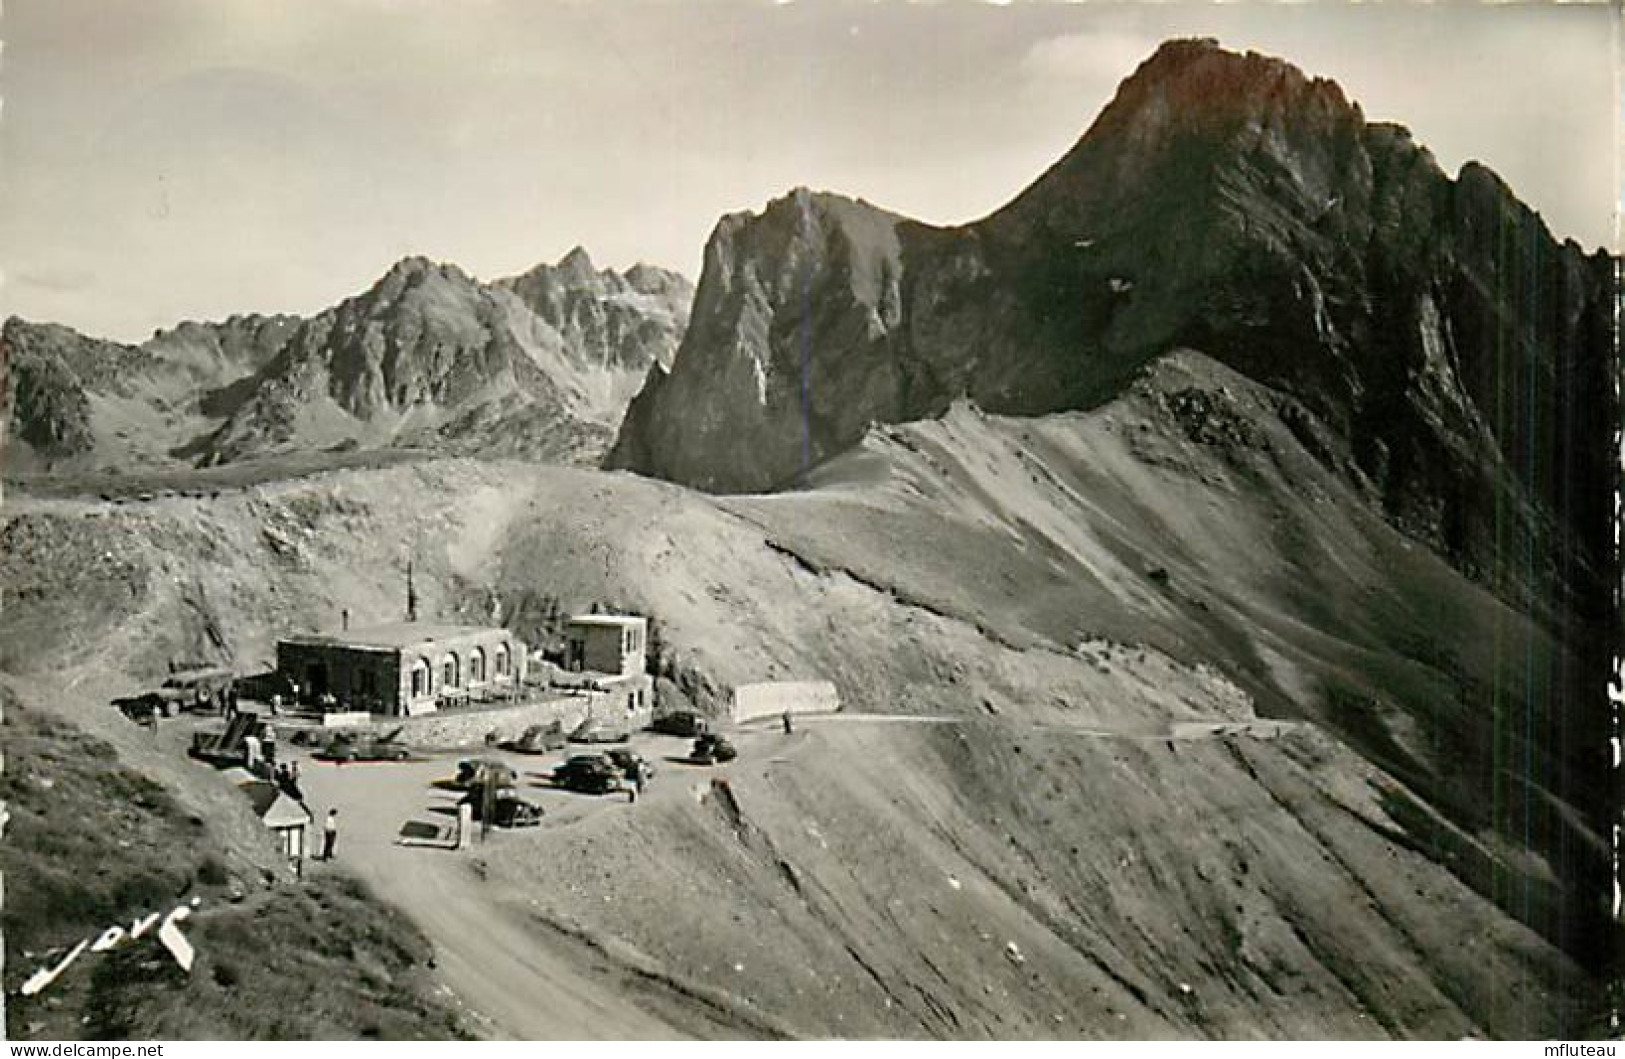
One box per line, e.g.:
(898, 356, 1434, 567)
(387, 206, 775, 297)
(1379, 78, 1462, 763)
(731, 680, 841, 724)
(397, 694, 594, 749)
(393, 688, 655, 749)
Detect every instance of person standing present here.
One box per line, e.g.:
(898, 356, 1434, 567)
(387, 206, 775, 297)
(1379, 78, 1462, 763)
(782, 710, 794, 735)
(322, 808, 339, 861)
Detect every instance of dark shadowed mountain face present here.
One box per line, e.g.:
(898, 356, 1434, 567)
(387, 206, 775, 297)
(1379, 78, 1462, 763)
(3, 314, 298, 470)
(606, 38, 1615, 613)
(3, 250, 692, 473)
(605, 39, 1619, 980)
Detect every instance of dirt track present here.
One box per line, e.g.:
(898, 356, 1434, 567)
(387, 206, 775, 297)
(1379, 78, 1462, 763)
(743, 711, 1301, 743)
(295, 733, 702, 1038)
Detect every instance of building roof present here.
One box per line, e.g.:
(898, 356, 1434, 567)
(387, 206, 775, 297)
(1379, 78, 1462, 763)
(243, 781, 313, 830)
(566, 614, 646, 629)
(280, 621, 509, 651)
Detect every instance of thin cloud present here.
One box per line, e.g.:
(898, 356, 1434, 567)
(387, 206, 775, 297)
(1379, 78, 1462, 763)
(1021, 30, 1157, 85)
(10, 266, 97, 294)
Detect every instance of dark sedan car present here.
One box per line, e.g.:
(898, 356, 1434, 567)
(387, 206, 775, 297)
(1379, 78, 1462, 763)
(551, 753, 624, 795)
(461, 787, 545, 828)
(690, 733, 738, 765)
(648, 710, 710, 737)
(319, 738, 410, 762)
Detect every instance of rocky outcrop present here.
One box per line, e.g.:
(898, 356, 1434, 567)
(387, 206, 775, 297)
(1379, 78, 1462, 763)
(193, 253, 689, 465)
(498, 247, 691, 375)
(4, 323, 102, 459)
(0, 315, 281, 471)
(607, 39, 1615, 614)
(611, 192, 908, 492)
(4, 250, 692, 471)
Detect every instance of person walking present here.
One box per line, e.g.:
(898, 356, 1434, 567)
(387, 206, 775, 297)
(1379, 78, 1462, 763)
(782, 710, 794, 735)
(322, 808, 339, 861)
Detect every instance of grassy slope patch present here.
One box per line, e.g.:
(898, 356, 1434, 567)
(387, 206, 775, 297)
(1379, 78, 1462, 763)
(2, 696, 470, 1040)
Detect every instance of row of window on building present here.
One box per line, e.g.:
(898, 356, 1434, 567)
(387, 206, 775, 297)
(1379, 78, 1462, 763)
(408, 641, 513, 698)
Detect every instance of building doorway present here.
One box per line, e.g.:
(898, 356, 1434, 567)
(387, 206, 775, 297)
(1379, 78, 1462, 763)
(306, 662, 329, 702)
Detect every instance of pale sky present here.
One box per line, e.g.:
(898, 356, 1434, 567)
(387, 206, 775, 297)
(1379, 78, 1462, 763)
(1, 1, 1616, 343)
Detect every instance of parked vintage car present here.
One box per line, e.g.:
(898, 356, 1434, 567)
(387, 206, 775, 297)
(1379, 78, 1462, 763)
(568, 718, 631, 745)
(112, 692, 175, 724)
(454, 758, 518, 788)
(690, 733, 738, 765)
(606, 748, 653, 781)
(504, 721, 568, 754)
(460, 786, 545, 828)
(318, 736, 410, 762)
(112, 666, 237, 723)
(551, 753, 624, 795)
(162, 667, 236, 709)
(648, 710, 709, 737)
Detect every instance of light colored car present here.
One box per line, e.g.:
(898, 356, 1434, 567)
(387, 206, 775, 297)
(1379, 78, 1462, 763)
(568, 718, 631, 744)
(506, 722, 567, 754)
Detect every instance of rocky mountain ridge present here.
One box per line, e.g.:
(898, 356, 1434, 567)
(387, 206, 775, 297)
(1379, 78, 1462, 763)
(4, 249, 692, 472)
(607, 38, 1615, 620)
